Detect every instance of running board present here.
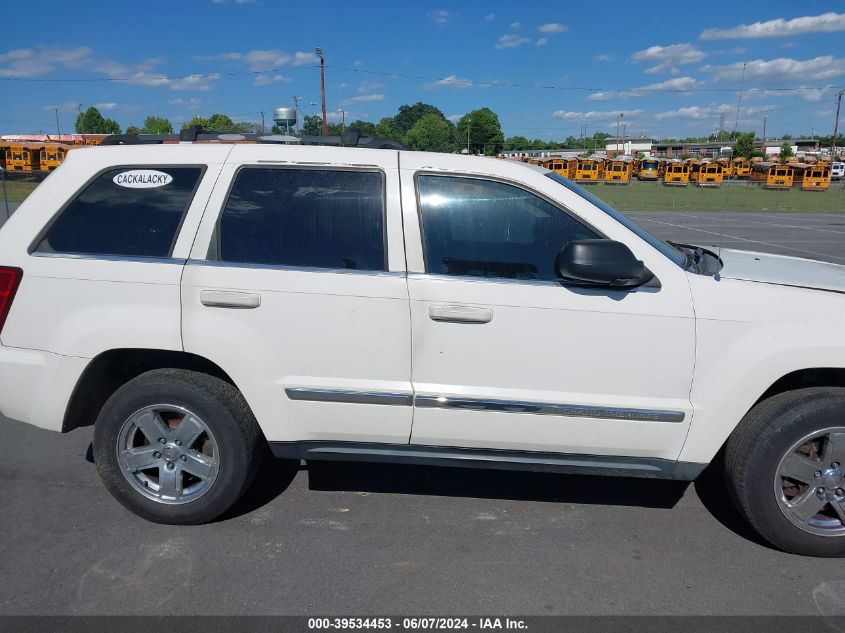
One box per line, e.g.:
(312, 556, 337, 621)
(269, 442, 707, 481)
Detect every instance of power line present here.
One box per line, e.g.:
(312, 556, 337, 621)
(0, 62, 842, 95)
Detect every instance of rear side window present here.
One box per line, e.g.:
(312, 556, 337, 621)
(217, 167, 385, 271)
(35, 167, 203, 258)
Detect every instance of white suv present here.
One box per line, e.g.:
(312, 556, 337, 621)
(2, 140, 845, 556)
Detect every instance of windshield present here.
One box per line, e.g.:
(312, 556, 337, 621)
(545, 172, 687, 268)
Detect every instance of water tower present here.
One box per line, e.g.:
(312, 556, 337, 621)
(273, 107, 297, 134)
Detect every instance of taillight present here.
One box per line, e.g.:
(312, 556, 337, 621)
(0, 267, 23, 335)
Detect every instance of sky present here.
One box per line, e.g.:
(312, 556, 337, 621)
(2, 1, 844, 141)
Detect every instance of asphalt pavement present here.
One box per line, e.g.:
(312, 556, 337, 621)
(2, 211, 845, 616)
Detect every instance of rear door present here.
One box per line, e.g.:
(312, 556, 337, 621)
(182, 145, 412, 445)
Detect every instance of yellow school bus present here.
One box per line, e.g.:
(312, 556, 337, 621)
(691, 160, 724, 187)
(792, 163, 830, 191)
(716, 157, 733, 179)
(750, 162, 794, 189)
(663, 160, 689, 186)
(636, 158, 661, 181)
(603, 158, 633, 184)
(4, 143, 41, 173)
(732, 157, 752, 179)
(543, 158, 573, 178)
(574, 157, 602, 183)
(38, 144, 70, 172)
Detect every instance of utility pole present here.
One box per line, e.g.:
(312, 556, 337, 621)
(718, 112, 726, 142)
(54, 107, 60, 135)
(762, 115, 767, 153)
(260, 111, 265, 134)
(832, 89, 843, 159)
(338, 108, 345, 134)
(616, 114, 621, 156)
(293, 95, 301, 132)
(466, 118, 471, 154)
(315, 47, 328, 136)
(310, 101, 318, 116)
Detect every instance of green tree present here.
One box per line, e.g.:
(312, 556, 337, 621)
(181, 113, 255, 133)
(405, 112, 455, 152)
(456, 107, 504, 155)
(779, 141, 794, 163)
(374, 117, 402, 141)
(326, 123, 344, 135)
(393, 102, 445, 136)
(75, 106, 121, 134)
(141, 116, 173, 135)
(347, 120, 377, 136)
(301, 114, 323, 136)
(125, 125, 141, 135)
(504, 135, 531, 151)
(733, 132, 757, 159)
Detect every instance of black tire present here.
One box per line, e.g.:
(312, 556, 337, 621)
(93, 368, 263, 524)
(725, 387, 845, 557)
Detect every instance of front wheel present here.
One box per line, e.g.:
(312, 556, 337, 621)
(725, 387, 845, 557)
(94, 369, 263, 524)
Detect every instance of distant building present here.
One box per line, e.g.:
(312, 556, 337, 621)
(653, 138, 820, 158)
(604, 137, 655, 157)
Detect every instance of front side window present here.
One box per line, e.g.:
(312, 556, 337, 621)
(218, 168, 385, 271)
(36, 166, 203, 258)
(417, 175, 598, 281)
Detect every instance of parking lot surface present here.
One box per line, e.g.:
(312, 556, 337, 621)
(2, 211, 845, 616)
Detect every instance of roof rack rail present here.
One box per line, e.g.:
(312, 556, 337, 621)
(101, 126, 410, 150)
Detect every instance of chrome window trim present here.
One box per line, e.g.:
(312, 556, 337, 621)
(285, 388, 413, 407)
(187, 259, 407, 277)
(30, 252, 187, 265)
(285, 387, 685, 423)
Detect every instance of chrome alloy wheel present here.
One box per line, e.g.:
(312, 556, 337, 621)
(775, 427, 845, 536)
(116, 404, 220, 505)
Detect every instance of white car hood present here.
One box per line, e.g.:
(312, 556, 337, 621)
(718, 248, 845, 293)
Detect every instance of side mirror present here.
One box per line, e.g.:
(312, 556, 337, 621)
(556, 239, 654, 288)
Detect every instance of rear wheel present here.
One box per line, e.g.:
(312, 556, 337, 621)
(94, 369, 262, 524)
(725, 387, 845, 557)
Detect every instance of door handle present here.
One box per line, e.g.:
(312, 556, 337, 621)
(428, 304, 493, 324)
(200, 290, 261, 309)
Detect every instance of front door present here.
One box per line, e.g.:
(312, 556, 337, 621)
(399, 157, 696, 460)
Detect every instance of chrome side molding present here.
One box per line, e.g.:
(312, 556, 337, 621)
(414, 395, 685, 423)
(285, 388, 685, 423)
(284, 388, 413, 407)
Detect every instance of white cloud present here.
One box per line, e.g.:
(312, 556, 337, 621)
(496, 33, 531, 49)
(341, 93, 385, 104)
(292, 50, 318, 66)
(630, 43, 707, 74)
(536, 38, 548, 47)
(94, 102, 118, 110)
(447, 114, 463, 123)
(588, 76, 699, 101)
(654, 103, 776, 121)
(425, 74, 472, 89)
(703, 56, 845, 83)
(195, 49, 291, 71)
(510, 22, 522, 29)
(169, 97, 202, 110)
(0, 46, 92, 78)
(700, 12, 845, 40)
(432, 9, 451, 25)
(254, 74, 289, 86)
(539, 23, 567, 33)
(358, 80, 385, 93)
(594, 53, 614, 62)
(553, 109, 644, 121)
(484, 13, 495, 22)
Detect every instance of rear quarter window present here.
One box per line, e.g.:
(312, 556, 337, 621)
(34, 166, 204, 258)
